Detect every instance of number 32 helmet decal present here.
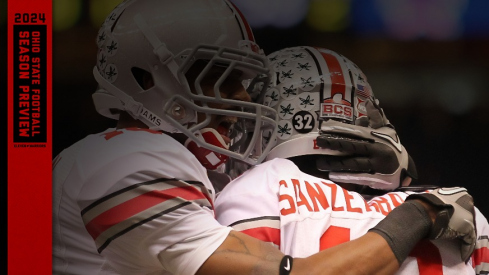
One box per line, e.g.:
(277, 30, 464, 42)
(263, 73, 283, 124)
(263, 46, 374, 160)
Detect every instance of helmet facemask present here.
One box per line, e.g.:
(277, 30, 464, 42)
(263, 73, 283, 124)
(170, 47, 278, 169)
(92, 0, 278, 169)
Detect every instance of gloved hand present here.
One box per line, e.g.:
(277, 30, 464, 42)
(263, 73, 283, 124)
(315, 98, 417, 190)
(406, 187, 477, 262)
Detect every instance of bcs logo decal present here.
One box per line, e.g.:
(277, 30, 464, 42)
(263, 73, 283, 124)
(320, 103, 353, 121)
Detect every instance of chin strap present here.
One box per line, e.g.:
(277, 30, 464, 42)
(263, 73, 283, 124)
(133, 13, 181, 83)
(185, 128, 230, 170)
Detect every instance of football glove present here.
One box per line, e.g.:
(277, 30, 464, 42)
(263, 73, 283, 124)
(406, 187, 477, 262)
(315, 98, 417, 190)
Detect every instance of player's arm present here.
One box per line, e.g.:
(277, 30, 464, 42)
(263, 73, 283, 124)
(197, 229, 397, 275)
(199, 199, 431, 275)
(198, 188, 476, 275)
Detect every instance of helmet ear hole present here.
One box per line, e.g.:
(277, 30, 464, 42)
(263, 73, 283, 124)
(131, 67, 154, 90)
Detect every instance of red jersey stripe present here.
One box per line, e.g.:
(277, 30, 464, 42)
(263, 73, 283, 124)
(472, 246, 489, 267)
(409, 241, 444, 275)
(85, 185, 208, 241)
(320, 225, 350, 250)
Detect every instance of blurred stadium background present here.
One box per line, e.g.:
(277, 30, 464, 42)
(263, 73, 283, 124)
(3, 0, 488, 216)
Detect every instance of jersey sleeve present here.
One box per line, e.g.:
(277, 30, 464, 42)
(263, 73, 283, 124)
(472, 207, 489, 275)
(74, 129, 231, 275)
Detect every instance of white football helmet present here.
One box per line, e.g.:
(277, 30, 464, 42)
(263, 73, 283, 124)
(92, 0, 278, 168)
(262, 46, 376, 160)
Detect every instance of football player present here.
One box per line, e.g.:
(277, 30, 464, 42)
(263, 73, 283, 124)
(52, 1, 479, 272)
(216, 46, 488, 274)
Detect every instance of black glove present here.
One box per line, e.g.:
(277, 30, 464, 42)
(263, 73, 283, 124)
(316, 98, 417, 190)
(406, 187, 477, 262)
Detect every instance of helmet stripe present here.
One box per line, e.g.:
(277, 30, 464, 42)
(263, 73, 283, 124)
(304, 47, 326, 105)
(319, 51, 347, 100)
(225, 0, 256, 43)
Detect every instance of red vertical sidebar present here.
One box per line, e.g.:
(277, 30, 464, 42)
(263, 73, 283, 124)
(8, 0, 52, 274)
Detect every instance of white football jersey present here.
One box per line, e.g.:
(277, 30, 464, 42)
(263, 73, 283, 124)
(215, 158, 489, 275)
(53, 128, 231, 275)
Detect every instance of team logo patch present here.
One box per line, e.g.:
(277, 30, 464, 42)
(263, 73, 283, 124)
(280, 84, 298, 100)
(96, 29, 106, 48)
(299, 76, 315, 91)
(291, 52, 306, 60)
(278, 102, 295, 120)
(97, 50, 108, 70)
(277, 120, 292, 140)
(263, 88, 279, 107)
(105, 38, 118, 57)
(264, 88, 280, 107)
(104, 64, 118, 83)
(274, 58, 289, 70)
(297, 92, 316, 111)
(279, 68, 294, 83)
